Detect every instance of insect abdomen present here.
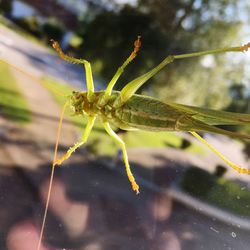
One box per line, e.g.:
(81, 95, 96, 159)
(115, 94, 183, 131)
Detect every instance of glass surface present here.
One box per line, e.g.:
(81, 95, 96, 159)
(0, 1, 250, 250)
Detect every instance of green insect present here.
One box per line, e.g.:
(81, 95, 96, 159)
(37, 37, 250, 250)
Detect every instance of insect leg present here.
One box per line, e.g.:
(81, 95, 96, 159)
(104, 36, 141, 98)
(51, 40, 94, 101)
(117, 42, 250, 105)
(53, 116, 96, 166)
(118, 55, 175, 105)
(191, 132, 250, 174)
(103, 122, 140, 194)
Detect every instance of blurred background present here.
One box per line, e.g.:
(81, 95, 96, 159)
(0, 0, 250, 249)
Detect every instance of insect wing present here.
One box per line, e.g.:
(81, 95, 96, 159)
(168, 102, 250, 126)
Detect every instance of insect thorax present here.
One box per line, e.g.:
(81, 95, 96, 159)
(70, 91, 115, 116)
(69, 91, 132, 129)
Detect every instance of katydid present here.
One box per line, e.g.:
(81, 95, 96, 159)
(5, 37, 249, 250)
(50, 37, 250, 195)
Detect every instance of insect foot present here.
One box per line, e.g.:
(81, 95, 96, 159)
(235, 167, 250, 174)
(53, 159, 63, 167)
(53, 152, 71, 167)
(127, 172, 140, 194)
(240, 42, 250, 52)
(130, 36, 142, 60)
(132, 182, 140, 195)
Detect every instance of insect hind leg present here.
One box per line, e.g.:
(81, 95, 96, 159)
(191, 132, 250, 174)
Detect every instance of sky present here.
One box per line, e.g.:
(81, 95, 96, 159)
(12, 0, 36, 18)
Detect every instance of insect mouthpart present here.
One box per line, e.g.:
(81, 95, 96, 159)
(70, 91, 86, 115)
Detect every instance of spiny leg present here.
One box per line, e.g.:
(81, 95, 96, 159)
(51, 40, 94, 101)
(53, 116, 96, 166)
(104, 36, 141, 98)
(116, 42, 250, 106)
(103, 122, 139, 194)
(191, 131, 250, 174)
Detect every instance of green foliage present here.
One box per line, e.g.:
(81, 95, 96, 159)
(42, 19, 64, 43)
(69, 34, 83, 49)
(13, 16, 41, 37)
(181, 166, 215, 198)
(217, 83, 250, 148)
(181, 166, 250, 217)
(0, 0, 12, 15)
(207, 179, 250, 217)
(0, 63, 31, 123)
(77, 5, 165, 89)
(124, 131, 203, 154)
(225, 84, 250, 133)
(125, 131, 182, 148)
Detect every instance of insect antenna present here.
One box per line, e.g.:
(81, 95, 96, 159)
(191, 132, 250, 174)
(37, 101, 68, 250)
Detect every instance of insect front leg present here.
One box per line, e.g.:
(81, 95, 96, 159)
(53, 116, 96, 166)
(103, 122, 139, 194)
(51, 40, 94, 101)
(104, 36, 141, 98)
